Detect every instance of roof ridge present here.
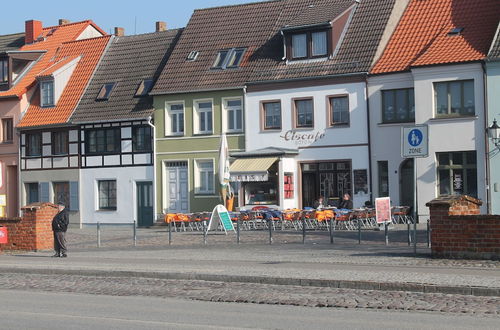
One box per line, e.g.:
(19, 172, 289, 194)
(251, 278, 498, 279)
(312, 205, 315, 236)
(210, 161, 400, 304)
(42, 20, 92, 31)
(59, 34, 112, 46)
(0, 32, 25, 37)
(193, 0, 282, 13)
(115, 28, 183, 40)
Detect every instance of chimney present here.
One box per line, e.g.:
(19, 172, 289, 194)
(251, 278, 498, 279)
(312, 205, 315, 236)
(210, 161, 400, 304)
(114, 27, 125, 37)
(59, 19, 70, 25)
(156, 21, 167, 32)
(25, 20, 43, 44)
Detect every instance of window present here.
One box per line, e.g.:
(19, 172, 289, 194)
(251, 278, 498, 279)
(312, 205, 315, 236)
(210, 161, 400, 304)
(288, 29, 329, 60)
(434, 80, 474, 117)
(1, 59, 8, 83)
(98, 180, 117, 210)
(195, 160, 214, 194)
(294, 98, 314, 128)
(41, 80, 54, 107)
(194, 101, 213, 134)
(224, 98, 243, 133)
(134, 79, 153, 97)
(329, 96, 349, 126)
(52, 131, 68, 155)
(26, 133, 41, 156)
(2, 118, 13, 143)
(53, 182, 70, 209)
(186, 51, 199, 61)
(378, 161, 389, 197)
(262, 101, 281, 130)
(166, 103, 184, 136)
(132, 126, 152, 152)
(437, 151, 477, 197)
(85, 128, 121, 154)
(26, 183, 39, 204)
(382, 88, 415, 123)
(96, 83, 115, 101)
(212, 48, 246, 69)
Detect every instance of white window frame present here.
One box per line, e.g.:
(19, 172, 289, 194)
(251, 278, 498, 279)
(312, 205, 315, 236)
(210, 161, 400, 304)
(222, 97, 243, 133)
(165, 101, 185, 136)
(193, 99, 213, 135)
(41, 80, 55, 107)
(194, 159, 215, 195)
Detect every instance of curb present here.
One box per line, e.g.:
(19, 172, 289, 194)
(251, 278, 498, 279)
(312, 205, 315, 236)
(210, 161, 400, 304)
(1, 266, 498, 297)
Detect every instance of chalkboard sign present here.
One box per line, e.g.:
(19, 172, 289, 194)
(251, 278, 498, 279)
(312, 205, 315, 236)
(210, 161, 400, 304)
(354, 169, 368, 194)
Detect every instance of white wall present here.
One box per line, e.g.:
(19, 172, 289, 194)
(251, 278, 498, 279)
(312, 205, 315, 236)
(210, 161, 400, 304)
(245, 82, 370, 208)
(80, 166, 153, 224)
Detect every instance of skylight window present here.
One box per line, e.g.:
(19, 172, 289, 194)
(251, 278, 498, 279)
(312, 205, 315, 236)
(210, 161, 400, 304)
(135, 79, 153, 97)
(96, 83, 115, 101)
(448, 27, 464, 36)
(212, 48, 246, 69)
(186, 51, 199, 61)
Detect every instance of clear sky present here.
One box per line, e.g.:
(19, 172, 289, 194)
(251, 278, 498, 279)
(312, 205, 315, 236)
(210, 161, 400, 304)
(1, 0, 259, 35)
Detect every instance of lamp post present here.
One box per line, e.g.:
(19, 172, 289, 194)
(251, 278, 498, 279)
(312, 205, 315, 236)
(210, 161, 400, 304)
(488, 119, 500, 149)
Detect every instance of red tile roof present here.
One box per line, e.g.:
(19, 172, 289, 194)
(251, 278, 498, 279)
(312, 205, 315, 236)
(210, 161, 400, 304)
(371, 0, 500, 74)
(18, 35, 111, 128)
(37, 55, 81, 78)
(0, 20, 104, 99)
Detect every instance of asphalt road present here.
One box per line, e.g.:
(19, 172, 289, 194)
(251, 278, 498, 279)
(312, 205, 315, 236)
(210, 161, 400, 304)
(1, 289, 498, 330)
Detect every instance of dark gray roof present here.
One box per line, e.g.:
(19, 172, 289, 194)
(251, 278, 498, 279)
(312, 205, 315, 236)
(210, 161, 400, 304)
(71, 29, 182, 123)
(0, 33, 24, 52)
(249, 0, 396, 83)
(488, 25, 500, 60)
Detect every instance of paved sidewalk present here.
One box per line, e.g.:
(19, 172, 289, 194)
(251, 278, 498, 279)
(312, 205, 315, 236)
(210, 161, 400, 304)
(0, 227, 499, 296)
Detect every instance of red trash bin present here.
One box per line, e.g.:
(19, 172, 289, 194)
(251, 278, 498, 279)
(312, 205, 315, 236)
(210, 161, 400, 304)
(0, 226, 7, 244)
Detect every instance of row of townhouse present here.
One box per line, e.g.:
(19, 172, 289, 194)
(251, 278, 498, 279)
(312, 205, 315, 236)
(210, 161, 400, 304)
(0, 0, 499, 226)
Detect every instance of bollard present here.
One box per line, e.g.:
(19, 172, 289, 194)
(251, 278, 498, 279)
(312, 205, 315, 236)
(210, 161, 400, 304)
(384, 222, 389, 246)
(413, 218, 417, 255)
(407, 222, 411, 246)
(133, 221, 137, 247)
(268, 218, 273, 245)
(302, 217, 306, 244)
(331, 218, 335, 244)
(236, 215, 240, 245)
(427, 219, 431, 248)
(203, 220, 207, 245)
(97, 221, 101, 248)
(329, 218, 334, 244)
(168, 220, 172, 245)
(357, 219, 361, 244)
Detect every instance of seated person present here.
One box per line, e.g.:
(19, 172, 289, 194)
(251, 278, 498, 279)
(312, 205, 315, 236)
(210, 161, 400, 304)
(313, 196, 325, 210)
(337, 193, 353, 209)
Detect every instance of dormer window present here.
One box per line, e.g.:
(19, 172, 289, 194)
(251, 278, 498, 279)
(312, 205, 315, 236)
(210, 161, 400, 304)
(287, 29, 330, 60)
(212, 48, 246, 69)
(96, 83, 115, 101)
(41, 80, 54, 107)
(1, 59, 8, 83)
(135, 79, 153, 97)
(186, 51, 199, 61)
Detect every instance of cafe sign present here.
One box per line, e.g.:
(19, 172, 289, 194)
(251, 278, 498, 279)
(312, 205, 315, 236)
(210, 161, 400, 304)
(230, 173, 268, 182)
(279, 130, 325, 146)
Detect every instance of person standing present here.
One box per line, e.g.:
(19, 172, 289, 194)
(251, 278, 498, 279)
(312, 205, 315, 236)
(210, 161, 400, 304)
(52, 203, 69, 258)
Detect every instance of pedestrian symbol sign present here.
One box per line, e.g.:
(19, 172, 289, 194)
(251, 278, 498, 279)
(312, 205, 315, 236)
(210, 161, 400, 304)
(402, 125, 428, 158)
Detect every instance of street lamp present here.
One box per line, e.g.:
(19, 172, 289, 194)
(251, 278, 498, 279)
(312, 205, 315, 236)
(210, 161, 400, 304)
(488, 119, 500, 150)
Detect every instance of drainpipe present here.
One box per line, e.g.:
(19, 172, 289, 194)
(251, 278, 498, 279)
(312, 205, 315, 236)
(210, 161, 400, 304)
(364, 78, 374, 204)
(482, 62, 491, 214)
(147, 116, 158, 223)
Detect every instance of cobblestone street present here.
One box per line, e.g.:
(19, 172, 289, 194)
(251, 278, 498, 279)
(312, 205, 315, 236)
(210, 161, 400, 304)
(0, 272, 498, 317)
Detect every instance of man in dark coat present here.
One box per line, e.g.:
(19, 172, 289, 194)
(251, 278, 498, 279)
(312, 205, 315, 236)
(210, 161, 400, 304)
(337, 193, 353, 209)
(52, 203, 69, 257)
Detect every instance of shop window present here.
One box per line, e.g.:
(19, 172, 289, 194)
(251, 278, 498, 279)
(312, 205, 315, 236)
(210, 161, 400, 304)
(382, 88, 415, 123)
(437, 151, 477, 197)
(378, 161, 389, 197)
(434, 80, 474, 117)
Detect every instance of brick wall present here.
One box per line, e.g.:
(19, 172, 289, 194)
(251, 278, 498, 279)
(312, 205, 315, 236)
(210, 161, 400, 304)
(0, 203, 59, 252)
(426, 195, 500, 260)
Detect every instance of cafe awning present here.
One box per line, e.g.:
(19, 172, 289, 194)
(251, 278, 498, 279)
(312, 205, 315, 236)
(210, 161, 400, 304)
(229, 157, 278, 182)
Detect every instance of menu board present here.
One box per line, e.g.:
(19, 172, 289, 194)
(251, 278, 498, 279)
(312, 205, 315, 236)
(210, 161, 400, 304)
(353, 169, 368, 194)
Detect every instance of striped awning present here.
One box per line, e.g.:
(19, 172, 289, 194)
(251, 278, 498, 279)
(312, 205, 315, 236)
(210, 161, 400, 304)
(229, 157, 278, 182)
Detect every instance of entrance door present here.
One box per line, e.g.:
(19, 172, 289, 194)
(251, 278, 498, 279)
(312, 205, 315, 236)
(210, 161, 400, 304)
(302, 172, 317, 208)
(137, 181, 153, 227)
(400, 159, 414, 211)
(165, 162, 189, 213)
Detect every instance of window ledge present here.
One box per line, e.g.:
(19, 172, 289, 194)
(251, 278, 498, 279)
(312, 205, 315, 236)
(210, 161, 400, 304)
(377, 121, 415, 127)
(260, 129, 282, 133)
(430, 115, 478, 123)
(0, 141, 13, 145)
(96, 209, 117, 212)
(286, 57, 329, 65)
(328, 123, 350, 129)
(164, 134, 185, 138)
(293, 127, 315, 131)
(193, 133, 214, 137)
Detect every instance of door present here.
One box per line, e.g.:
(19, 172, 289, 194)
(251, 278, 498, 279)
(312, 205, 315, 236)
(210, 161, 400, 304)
(400, 159, 414, 211)
(166, 162, 189, 213)
(137, 181, 153, 227)
(302, 172, 317, 208)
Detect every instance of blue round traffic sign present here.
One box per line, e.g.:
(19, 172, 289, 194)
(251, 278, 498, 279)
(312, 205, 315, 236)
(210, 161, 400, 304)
(408, 129, 423, 147)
